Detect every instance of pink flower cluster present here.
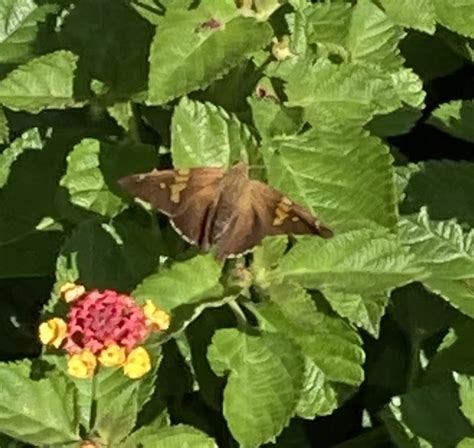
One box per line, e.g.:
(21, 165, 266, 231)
(65, 289, 149, 355)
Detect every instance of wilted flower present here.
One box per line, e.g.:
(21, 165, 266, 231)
(272, 35, 293, 61)
(38, 318, 67, 348)
(123, 347, 151, 379)
(60, 282, 86, 303)
(38, 283, 170, 380)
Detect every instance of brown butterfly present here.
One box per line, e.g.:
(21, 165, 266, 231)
(119, 162, 333, 259)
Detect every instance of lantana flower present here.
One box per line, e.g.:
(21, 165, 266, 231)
(38, 284, 169, 380)
(39, 318, 67, 348)
(143, 300, 171, 331)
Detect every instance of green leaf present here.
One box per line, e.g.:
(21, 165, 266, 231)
(381, 381, 472, 447)
(0, 361, 79, 445)
(296, 360, 338, 419)
(306, 2, 351, 48)
(264, 420, 311, 448)
(433, 0, 474, 38)
(425, 320, 474, 383)
(458, 438, 474, 448)
(285, 60, 423, 130)
(61, 139, 156, 218)
(0, 129, 69, 244)
(0, 230, 62, 278)
(390, 283, 457, 343)
(438, 27, 474, 62)
(306, 0, 407, 70)
(148, 0, 272, 104)
(347, 0, 406, 69)
(60, 0, 154, 97)
(94, 380, 139, 444)
(59, 211, 160, 291)
(248, 95, 304, 140)
(402, 160, 474, 227)
(0, 108, 7, 143)
(380, 0, 436, 34)
(322, 290, 389, 338)
(128, 424, 217, 448)
(427, 100, 474, 144)
(208, 328, 304, 448)
(170, 97, 255, 167)
(400, 208, 474, 318)
(183, 307, 232, 410)
(390, 67, 426, 109)
(252, 236, 289, 289)
(0, 0, 57, 63)
(368, 107, 422, 138)
(276, 229, 423, 295)
(401, 31, 464, 82)
(254, 283, 365, 418)
(455, 373, 474, 426)
(62, 349, 161, 432)
(133, 254, 223, 312)
(0, 50, 79, 113)
(261, 129, 399, 232)
(0, 128, 43, 189)
(107, 101, 133, 132)
(60, 139, 124, 218)
(193, 59, 261, 115)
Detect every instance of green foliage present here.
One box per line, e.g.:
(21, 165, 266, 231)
(0, 0, 57, 64)
(171, 97, 255, 167)
(433, 0, 474, 38)
(427, 99, 474, 143)
(380, 0, 436, 34)
(123, 424, 218, 448)
(0, 51, 79, 112)
(400, 208, 474, 318)
(261, 130, 399, 231)
(208, 328, 304, 447)
(148, 0, 272, 104)
(0, 360, 79, 445)
(0, 0, 473, 446)
(60, 139, 125, 217)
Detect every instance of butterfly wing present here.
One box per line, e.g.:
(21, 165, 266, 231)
(119, 167, 225, 247)
(214, 180, 332, 259)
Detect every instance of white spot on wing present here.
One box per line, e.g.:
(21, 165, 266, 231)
(169, 218, 199, 246)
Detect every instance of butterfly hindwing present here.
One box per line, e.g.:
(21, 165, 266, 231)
(214, 180, 332, 259)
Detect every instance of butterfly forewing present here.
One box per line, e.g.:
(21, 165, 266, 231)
(119, 167, 225, 246)
(119, 163, 333, 260)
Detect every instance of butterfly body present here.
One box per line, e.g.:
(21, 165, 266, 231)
(119, 162, 332, 259)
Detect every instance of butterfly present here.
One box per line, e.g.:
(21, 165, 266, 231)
(119, 162, 333, 259)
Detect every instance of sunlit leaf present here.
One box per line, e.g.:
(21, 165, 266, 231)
(0, 51, 79, 112)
